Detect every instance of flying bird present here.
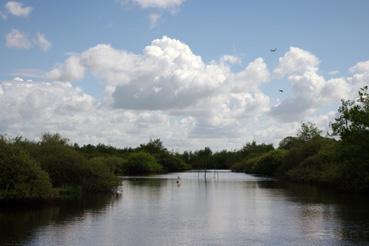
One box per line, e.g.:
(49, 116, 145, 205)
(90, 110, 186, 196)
(270, 48, 277, 52)
(279, 89, 284, 93)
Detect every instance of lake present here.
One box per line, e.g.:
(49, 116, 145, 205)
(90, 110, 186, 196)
(1, 170, 369, 245)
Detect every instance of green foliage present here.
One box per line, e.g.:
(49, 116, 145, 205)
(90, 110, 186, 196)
(277, 137, 325, 176)
(279, 136, 302, 150)
(33, 138, 89, 187)
(211, 150, 240, 169)
(89, 156, 127, 175)
(0, 134, 122, 202)
(156, 154, 190, 172)
(240, 141, 274, 159)
(138, 139, 167, 155)
(188, 147, 213, 169)
(137, 139, 190, 172)
(2, 86, 369, 202)
(122, 152, 162, 175)
(331, 86, 369, 142)
(229, 142, 274, 172)
(0, 139, 53, 200)
(232, 87, 369, 192)
(251, 149, 287, 176)
(286, 139, 339, 183)
(328, 86, 369, 191)
(82, 158, 120, 192)
(297, 122, 322, 141)
(231, 149, 287, 175)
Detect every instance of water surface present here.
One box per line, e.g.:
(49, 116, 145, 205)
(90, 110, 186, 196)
(1, 170, 369, 245)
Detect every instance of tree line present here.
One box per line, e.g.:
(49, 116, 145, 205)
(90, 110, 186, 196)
(230, 86, 369, 192)
(1, 86, 369, 201)
(182, 86, 369, 192)
(0, 135, 190, 202)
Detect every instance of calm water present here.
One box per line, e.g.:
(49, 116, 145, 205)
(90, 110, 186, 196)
(1, 171, 369, 246)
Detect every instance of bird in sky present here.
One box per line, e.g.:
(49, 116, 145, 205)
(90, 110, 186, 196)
(279, 89, 284, 93)
(270, 48, 277, 52)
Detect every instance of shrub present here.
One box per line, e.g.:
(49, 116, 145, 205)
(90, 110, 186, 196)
(89, 156, 127, 175)
(122, 152, 162, 175)
(0, 141, 53, 200)
(157, 154, 190, 172)
(251, 149, 287, 176)
(83, 158, 120, 192)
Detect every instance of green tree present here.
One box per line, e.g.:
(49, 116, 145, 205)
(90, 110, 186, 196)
(123, 152, 162, 175)
(331, 86, 369, 144)
(0, 139, 53, 200)
(297, 122, 322, 141)
(138, 139, 167, 155)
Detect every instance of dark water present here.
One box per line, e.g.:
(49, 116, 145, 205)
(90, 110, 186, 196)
(1, 171, 369, 246)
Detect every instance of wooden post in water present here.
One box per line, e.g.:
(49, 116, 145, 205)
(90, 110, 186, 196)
(204, 159, 207, 181)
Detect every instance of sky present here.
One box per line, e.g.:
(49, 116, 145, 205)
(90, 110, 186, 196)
(0, 0, 369, 151)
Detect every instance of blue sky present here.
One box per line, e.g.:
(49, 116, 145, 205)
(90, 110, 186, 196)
(0, 0, 369, 150)
(2, 1, 369, 77)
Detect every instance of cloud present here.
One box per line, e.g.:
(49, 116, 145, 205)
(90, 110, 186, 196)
(0, 79, 184, 148)
(270, 48, 362, 122)
(148, 13, 161, 28)
(46, 56, 85, 81)
(40, 36, 279, 148)
(220, 55, 242, 65)
(2, 38, 368, 150)
(270, 70, 348, 122)
(5, 29, 32, 49)
(5, 1, 32, 17)
(46, 36, 269, 113)
(273, 47, 319, 78)
(122, 0, 185, 26)
(350, 60, 369, 74)
(5, 29, 51, 52)
(34, 33, 51, 52)
(347, 60, 369, 95)
(12, 76, 24, 81)
(123, 0, 185, 10)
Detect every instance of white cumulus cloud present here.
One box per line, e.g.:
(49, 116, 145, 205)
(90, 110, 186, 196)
(5, 1, 32, 17)
(34, 33, 51, 52)
(270, 48, 364, 122)
(5, 29, 51, 52)
(273, 47, 319, 78)
(220, 55, 242, 65)
(46, 36, 269, 114)
(1, 38, 368, 150)
(5, 29, 32, 49)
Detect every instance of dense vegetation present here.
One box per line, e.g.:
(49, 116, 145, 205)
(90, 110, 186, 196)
(1, 87, 369, 201)
(228, 86, 369, 192)
(0, 135, 190, 202)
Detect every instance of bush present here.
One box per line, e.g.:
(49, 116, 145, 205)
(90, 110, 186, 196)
(122, 152, 162, 175)
(230, 160, 247, 172)
(251, 149, 287, 176)
(0, 141, 53, 200)
(89, 156, 127, 175)
(83, 158, 120, 192)
(34, 143, 89, 187)
(157, 154, 190, 172)
(276, 137, 325, 176)
(28, 134, 121, 194)
(286, 140, 338, 183)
